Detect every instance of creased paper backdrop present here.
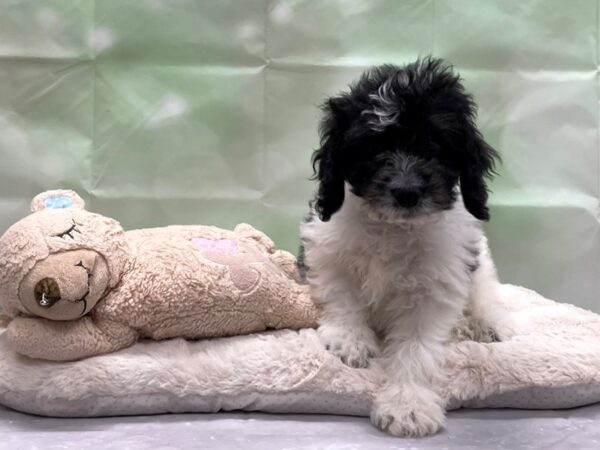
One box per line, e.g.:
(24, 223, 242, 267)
(0, 0, 598, 311)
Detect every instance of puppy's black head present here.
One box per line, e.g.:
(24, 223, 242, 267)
(312, 57, 499, 222)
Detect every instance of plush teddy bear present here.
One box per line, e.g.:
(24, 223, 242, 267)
(0, 190, 318, 361)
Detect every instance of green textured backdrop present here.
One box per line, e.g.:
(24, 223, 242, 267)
(0, 0, 598, 311)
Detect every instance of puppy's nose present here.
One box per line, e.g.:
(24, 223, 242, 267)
(391, 188, 420, 208)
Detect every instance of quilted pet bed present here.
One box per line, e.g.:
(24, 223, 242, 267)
(0, 284, 599, 417)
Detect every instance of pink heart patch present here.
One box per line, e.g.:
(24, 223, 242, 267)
(191, 237, 239, 255)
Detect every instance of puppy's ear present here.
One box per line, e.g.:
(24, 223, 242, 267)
(312, 97, 349, 221)
(460, 128, 499, 221)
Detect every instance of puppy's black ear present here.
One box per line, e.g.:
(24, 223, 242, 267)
(312, 97, 349, 221)
(460, 128, 499, 221)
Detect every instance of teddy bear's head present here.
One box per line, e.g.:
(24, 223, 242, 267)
(0, 190, 129, 321)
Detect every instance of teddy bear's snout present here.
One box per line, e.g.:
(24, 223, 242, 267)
(32, 257, 94, 309)
(17, 248, 110, 321)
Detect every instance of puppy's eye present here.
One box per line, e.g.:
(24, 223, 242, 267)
(52, 221, 81, 239)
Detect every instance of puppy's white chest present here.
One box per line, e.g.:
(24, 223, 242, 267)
(348, 219, 472, 313)
(349, 231, 427, 304)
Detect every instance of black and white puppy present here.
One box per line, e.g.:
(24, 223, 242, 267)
(300, 57, 508, 437)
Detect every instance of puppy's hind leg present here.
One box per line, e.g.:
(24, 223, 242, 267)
(466, 240, 516, 341)
(312, 271, 379, 368)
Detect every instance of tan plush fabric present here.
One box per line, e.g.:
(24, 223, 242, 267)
(0, 190, 318, 361)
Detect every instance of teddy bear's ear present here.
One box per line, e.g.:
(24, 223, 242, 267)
(30, 190, 86, 213)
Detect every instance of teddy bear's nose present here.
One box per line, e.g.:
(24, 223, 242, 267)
(34, 277, 61, 308)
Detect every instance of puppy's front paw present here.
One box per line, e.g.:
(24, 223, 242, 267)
(317, 323, 379, 368)
(370, 384, 445, 438)
(451, 319, 500, 343)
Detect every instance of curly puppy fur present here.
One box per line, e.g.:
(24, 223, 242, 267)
(300, 57, 509, 437)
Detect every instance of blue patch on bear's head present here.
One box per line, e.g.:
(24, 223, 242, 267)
(43, 195, 74, 210)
